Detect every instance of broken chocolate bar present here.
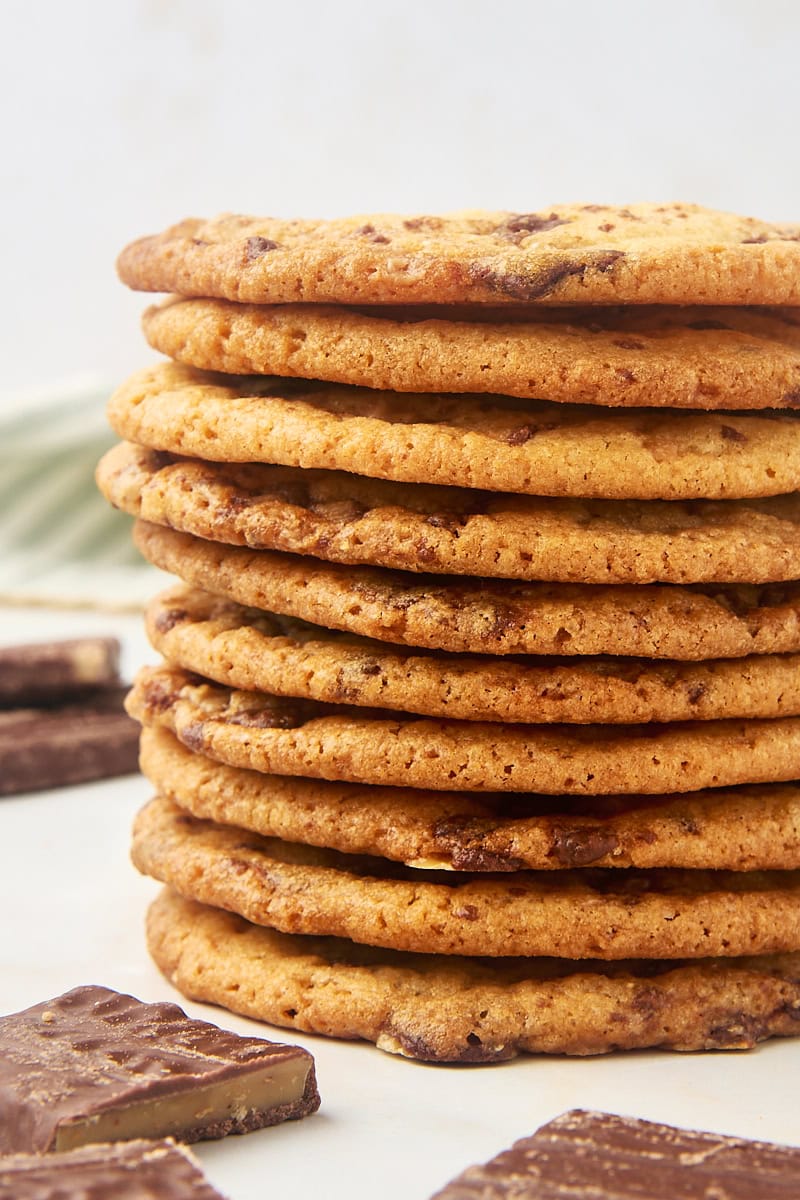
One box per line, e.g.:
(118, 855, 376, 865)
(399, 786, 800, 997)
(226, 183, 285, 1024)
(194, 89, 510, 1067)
(0, 638, 121, 708)
(430, 1108, 800, 1198)
(0, 985, 319, 1152)
(0, 687, 139, 794)
(0, 1138, 228, 1199)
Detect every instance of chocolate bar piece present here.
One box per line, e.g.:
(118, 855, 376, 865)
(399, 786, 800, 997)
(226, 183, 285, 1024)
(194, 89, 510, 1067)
(430, 1108, 800, 1198)
(0, 1138, 228, 1199)
(0, 687, 139, 794)
(0, 638, 121, 708)
(0, 985, 320, 1152)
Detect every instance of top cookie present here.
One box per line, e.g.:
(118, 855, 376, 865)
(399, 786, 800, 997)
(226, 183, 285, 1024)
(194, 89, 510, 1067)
(117, 204, 800, 306)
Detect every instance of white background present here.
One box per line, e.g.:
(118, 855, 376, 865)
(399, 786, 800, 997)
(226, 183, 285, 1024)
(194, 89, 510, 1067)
(2, 0, 800, 401)
(3, 5, 800, 1195)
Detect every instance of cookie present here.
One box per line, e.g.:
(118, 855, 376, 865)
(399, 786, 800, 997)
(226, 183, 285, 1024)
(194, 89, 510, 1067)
(133, 797, 800, 961)
(127, 665, 800, 795)
(145, 586, 800, 724)
(142, 727, 800, 872)
(142, 298, 800, 411)
(133, 522, 800, 661)
(117, 204, 800, 306)
(148, 889, 800, 1061)
(100, 443, 800, 585)
(106, 363, 800, 502)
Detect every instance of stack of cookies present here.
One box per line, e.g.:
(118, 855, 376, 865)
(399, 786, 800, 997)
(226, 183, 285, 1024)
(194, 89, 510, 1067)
(99, 204, 800, 1062)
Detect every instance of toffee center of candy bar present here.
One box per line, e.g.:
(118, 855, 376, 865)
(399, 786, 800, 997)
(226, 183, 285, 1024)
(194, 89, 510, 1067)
(54, 1057, 312, 1151)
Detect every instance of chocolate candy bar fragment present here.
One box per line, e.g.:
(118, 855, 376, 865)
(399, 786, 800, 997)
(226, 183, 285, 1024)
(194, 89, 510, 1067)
(0, 985, 320, 1152)
(0, 687, 140, 794)
(0, 1139, 228, 1200)
(431, 1108, 800, 1198)
(0, 638, 121, 708)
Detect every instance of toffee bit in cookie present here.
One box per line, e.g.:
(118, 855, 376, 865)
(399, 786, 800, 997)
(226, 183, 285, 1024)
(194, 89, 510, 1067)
(355, 224, 391, 243)
(402, 216, 444, 231)
(499, 212, 571, 237)
(504, 424, 536, 445)
(244, 235, 279, 260)
(471, 250, 624, 301)
(0, 985, 319, 1153)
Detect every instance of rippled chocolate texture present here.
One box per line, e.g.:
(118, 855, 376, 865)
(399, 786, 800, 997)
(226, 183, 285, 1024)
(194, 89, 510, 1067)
(430, 1109, 800, 1198)
(0, 985, 319, 1153)
(0, 1139, 227, 1200)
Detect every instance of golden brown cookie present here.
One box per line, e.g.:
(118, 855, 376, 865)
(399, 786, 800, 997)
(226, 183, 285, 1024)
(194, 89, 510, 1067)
(106, 364, 800, 502)
(133, 797, 800, 960)
(127, 665, 800, 795)
(142, 727, 800, 872)
(145, 585, 800, 724)
(117, 204, 800, 306)
(100, 444, 800, 585)
(148, 890, 800, 1061)
(134, 522, 800, 661)
(142, 298, 800, 411)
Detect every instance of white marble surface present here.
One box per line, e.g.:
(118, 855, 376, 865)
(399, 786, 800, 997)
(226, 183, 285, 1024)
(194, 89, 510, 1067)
(2, 605, 800, 1198)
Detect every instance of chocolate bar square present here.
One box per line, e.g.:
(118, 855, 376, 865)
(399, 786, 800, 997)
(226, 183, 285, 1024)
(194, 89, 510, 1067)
(0, 1138, 227, 1199)
(0, 985, 319, 1152)
(430, 1108, 800, 1198)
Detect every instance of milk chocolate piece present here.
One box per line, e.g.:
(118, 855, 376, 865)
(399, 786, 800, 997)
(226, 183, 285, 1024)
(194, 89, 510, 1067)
(0, 638, 121, 707)
(431, 1109, 800, 1198)
(0, 688, 139, 794)
(0, 985, 319, 1152)
(0, 1139, 228, 1200)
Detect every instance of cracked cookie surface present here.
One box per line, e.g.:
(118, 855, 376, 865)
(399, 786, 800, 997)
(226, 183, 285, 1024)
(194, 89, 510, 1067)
(118, 204, 800, 306)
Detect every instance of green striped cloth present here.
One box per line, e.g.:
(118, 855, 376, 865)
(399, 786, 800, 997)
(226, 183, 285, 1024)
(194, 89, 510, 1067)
(0, 379, 167, 609)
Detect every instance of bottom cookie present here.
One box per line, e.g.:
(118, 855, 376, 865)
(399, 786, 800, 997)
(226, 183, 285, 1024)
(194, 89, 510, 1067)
(147, 888, 800, 1064)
